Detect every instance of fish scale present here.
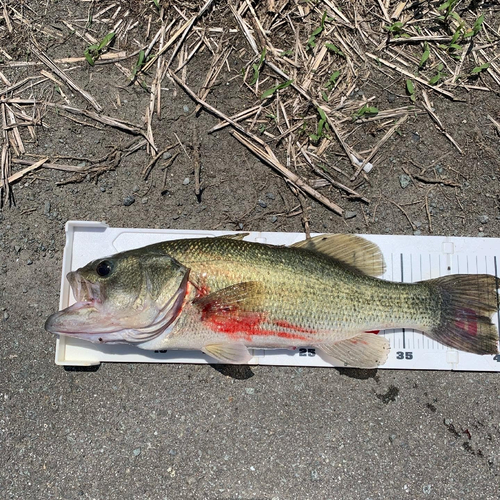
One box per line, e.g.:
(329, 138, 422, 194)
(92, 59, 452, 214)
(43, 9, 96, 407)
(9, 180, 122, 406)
(147, 237, 441, 346)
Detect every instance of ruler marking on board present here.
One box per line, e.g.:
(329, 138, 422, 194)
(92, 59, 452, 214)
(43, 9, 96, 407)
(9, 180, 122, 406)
(495, 256, 500, 342)
(400, 253, 406, 350)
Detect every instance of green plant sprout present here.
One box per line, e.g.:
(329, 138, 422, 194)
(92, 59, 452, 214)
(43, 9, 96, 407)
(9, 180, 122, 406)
(307, 12, 330, 49)
(250, 48, 266, 85)
(429, 63, 445, 85)
(384, 21, 404, 34)
(419, 42, 430, 68)
(353, 104, 379, 120)
(310, 107, 330, 143)
(325, 43, 345, 58)
(326, 70, 340, 91)
(84, 32, 115, 66)
(470, 63, 490, 76)
(464, 14, 484, 38)
(261, 79, 293, 99)
(406, 79, 416, 103)
(131, 50, 146, 80)
(437, 0, 459, 21)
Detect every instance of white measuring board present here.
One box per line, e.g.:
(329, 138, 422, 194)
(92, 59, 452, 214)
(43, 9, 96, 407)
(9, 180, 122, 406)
(54, 221, 500, 371)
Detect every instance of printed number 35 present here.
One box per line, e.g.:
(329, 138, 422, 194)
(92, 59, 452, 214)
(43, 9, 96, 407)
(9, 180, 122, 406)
(396, 351, 413, 360)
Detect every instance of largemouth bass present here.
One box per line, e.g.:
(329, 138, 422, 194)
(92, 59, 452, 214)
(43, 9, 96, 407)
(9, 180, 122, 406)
(45, 234, 499, 368)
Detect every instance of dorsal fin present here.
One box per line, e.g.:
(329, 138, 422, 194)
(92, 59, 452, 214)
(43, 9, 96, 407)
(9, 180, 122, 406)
(290, 234, 386, 277)
(217, 233, 250, 240)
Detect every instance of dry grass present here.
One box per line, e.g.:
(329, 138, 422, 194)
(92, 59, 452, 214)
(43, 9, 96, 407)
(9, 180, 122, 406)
(0, 0, 499, 218)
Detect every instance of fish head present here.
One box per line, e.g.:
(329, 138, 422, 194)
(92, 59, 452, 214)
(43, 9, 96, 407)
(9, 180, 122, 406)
(45, 248, 189, 344)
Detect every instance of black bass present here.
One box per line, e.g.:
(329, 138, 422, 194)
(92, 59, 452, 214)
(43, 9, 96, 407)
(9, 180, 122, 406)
(45, 234, 499, 367)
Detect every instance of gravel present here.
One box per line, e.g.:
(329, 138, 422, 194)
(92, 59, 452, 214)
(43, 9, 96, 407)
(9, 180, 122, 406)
(123, 196, 135, 206)
(399, 174, 411, 189)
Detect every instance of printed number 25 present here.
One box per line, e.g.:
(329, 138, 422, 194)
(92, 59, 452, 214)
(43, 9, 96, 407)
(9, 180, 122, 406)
(299, 348, 316, 357)
(396, 351, 413, 360)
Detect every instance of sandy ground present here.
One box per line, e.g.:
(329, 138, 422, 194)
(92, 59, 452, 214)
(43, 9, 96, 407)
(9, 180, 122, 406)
(1, 1, 500, 499)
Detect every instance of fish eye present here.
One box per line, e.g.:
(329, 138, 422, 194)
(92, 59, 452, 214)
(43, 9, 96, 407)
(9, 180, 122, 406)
(96, 260, 113, 277)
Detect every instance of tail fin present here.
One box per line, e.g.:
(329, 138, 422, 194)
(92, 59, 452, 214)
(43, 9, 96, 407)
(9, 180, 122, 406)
(423, 274, 499, 355)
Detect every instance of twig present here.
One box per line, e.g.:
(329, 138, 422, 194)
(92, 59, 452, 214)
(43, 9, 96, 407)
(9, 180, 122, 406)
(0, 157, 48, 188)
(193, 125, 201, 198)
(421, 90, 463, 154)
(232, 131, 343, 216)
(208, 105, 261, 133)
(425, 190, 433, 233)
(366, 53, 457, 100)
(142, 0, 215, 73)
(30, 46, 103, 112)
(390, 200, 416, 231)
(141, 146, 176, 180)
(352, 114, 408, 179)
(487, 115, 500, 135)
(298, 144, 370, 203)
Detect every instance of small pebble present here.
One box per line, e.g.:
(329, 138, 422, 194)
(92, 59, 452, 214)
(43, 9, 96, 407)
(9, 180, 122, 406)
(389, 434, 397, 443)
(399, 174, 411, 189)
(411, 132, 420, 142)
(77, 161, 87, 168)
(123, 196, 135, 206)
(270, 215, 278, 223)
(163, 152, 172, 160)
(258, 200, 267, 208)
(444, 418, 453, 426)
(414, 221, 422, 228)
(169, 449, 177, 456)
(14, 245, 21, 253)
(3, 311, 9, 320)
(413, 230, 421, 236)
(44, 201, 51, 216)
(266, 192, 276, 200)
(141, 197, 148, 204)
(132, 185, 139, 193)
(27, 259, 33, 265)
(387, 93, 396, 103)
(311, 470, 320, 481)
(238, 223, 244, 230)
(22, 287, 28, 293)
(133, 448, 141, 457)
(183, 105, 190, 113)
(478, 215, 489, 224)
(245, 388, 255, 395)
(423, 485, 432, 495)
(100, 186, 106, 193)
(344, 211, 357, 220)
(435, 165, 444, 174)
(183, 177, 190, 185)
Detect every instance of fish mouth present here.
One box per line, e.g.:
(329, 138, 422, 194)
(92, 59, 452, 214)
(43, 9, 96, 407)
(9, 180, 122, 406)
(67, 271, 102, 304)
(45, 270, 190, 344)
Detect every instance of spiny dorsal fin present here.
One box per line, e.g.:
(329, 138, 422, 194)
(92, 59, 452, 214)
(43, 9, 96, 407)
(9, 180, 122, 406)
(217, 233, 250, 240)
(291, 234, 386, 277)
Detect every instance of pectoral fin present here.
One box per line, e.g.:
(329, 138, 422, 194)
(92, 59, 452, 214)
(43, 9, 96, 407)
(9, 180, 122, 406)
(202, 343, 253, 364)
(316, 334, 390, 368)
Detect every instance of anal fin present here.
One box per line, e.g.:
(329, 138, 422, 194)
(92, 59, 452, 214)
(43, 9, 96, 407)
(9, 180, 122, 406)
(316, 334, 390, 368)
(202, 343, 253, 364)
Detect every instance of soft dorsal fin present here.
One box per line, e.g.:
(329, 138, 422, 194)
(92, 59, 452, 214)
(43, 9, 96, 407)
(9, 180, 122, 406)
(291, 234, 386, 277)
